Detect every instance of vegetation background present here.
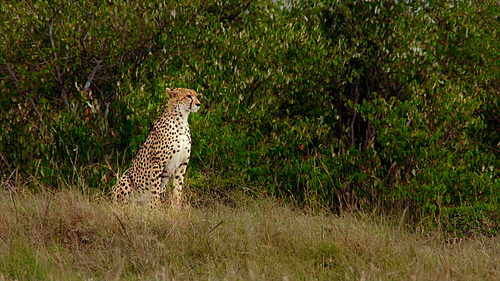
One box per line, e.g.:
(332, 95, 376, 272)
(1, 0, 500, 279)
(1, 0, 500, 248)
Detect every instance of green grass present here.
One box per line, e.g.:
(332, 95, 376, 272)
(1, 188, 499, 280)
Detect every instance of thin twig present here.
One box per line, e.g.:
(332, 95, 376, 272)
(207, 220, 223, 235)
(113, 212, 128, 234)
(0, 152, 10, 167)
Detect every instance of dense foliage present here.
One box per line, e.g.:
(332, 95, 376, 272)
(1, 0, 499, 223)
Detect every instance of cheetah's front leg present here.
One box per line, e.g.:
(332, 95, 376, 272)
(159, 173, 170, 204)
(172, 162, 188, 207)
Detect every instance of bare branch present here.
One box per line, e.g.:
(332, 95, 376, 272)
(83, 60, 102, 93)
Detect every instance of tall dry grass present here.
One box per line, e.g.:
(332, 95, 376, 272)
(1, 187, 499, 280)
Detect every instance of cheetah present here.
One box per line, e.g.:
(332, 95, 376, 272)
(113, 88, 201, 207)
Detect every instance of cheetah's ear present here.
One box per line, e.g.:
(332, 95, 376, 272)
(166, 88, 178, 99)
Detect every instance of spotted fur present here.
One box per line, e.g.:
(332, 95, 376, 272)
(113, 88, 201, 207)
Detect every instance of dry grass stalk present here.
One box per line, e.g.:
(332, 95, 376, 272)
(0, 188, 499, 280)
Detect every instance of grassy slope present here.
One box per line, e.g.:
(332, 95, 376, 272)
(1, 189, 499, 280)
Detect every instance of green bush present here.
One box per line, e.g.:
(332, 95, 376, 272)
(1, 0, 499, 226)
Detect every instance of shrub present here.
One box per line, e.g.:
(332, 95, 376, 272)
(1, 0, 499, 224)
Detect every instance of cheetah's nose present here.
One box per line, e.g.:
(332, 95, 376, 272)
(191, 103, 201, 112)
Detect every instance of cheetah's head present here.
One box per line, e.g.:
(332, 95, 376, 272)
(167, 88, 201, 113)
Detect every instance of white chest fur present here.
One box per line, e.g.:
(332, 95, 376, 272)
(163, 133, 191, 175)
